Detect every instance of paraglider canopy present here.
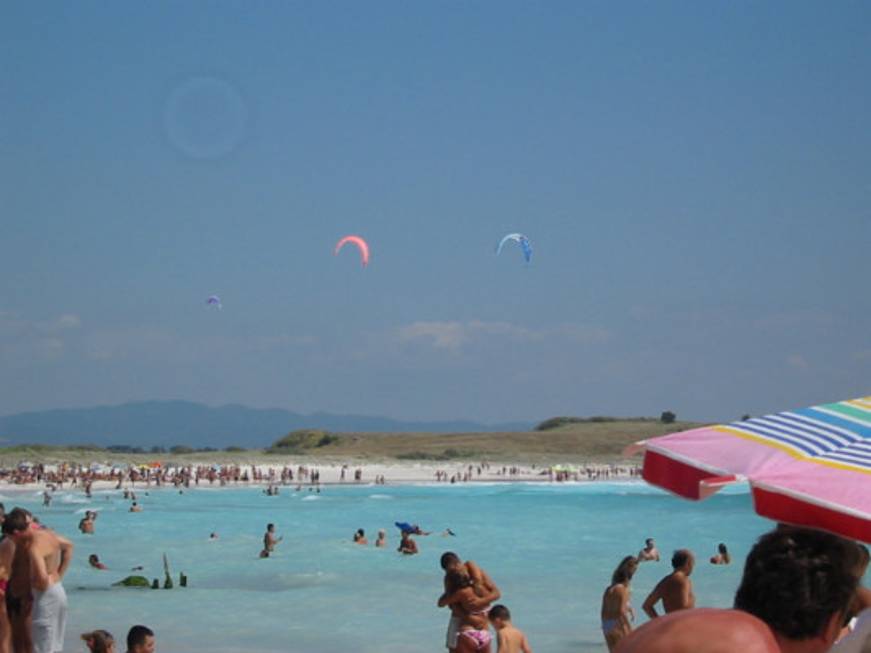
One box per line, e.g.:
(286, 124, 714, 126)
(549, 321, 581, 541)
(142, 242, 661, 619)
(496, 233, 532, 263)
(206, 295, 222, 309)
(334, 235, 370, 268)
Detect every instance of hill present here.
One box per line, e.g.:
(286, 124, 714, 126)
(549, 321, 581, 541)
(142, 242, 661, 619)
(262, 418, 703, 462)
(0, 401, 532, 449)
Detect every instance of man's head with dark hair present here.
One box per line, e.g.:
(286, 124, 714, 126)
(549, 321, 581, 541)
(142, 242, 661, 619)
(489, 604, 511, 622)
(126, 625, 154, 653)
(440, 551, 461, 571)
(1, 508, 31, 536)
(671, 549, 693, 572)
(267, 523, 274, 531)
(734, 526, 861, 647)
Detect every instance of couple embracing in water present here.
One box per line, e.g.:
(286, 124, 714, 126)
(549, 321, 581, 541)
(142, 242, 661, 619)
(437, 552, 532, 653)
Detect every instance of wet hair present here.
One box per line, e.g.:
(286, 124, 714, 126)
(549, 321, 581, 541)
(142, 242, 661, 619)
(489, 604, 511, 621)
(645, 538, 654, 546)
(718, 543, 728, 554)
(611, 555, 638, 585)
(81, 629, 113, 653)
(88, 554, 99, 563)
(671, 549, 692, 569)
(267, 523, 274, 530)
(357, 529, 364, 537)
(1, 508, 31, 535)
(126, 625, 154, 650)
(440, 551, 460, 570)
(734, 526, 861, 640)
(444, 569, 473, 594)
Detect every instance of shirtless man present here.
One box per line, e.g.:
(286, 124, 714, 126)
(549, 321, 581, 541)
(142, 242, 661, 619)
(0, 529, 14, 653)
(5, 508, 73, 653)
(439, 552, 501, 653)
(637, 538, 660, 562)
(263, 524, 282, 555)
(642, 549, 695, 618)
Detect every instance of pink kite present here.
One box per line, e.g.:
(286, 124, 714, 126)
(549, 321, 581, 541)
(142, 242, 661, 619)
(334, 235, 370, 268)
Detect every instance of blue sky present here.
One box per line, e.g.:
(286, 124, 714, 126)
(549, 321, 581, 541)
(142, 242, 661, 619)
(1, 1, 869, 423)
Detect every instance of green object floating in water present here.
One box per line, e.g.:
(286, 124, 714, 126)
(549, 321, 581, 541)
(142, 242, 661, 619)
(112, 575, 151, 588)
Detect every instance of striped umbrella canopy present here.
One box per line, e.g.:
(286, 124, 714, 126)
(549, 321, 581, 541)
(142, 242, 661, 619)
(630, 396, 871, 543)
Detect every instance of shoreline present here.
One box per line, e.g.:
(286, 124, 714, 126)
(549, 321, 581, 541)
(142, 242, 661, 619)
(0, 460, 641, 491)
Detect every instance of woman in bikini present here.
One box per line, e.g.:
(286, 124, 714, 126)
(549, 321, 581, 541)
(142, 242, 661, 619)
(601, 555, 638, 652)
(443, 569, 494, 653)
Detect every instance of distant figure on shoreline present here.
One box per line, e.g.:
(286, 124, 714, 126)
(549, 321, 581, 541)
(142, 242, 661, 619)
(353, 529, 368, 545)
(642, 549, 695, 618)
(398, 531, 418, 555)
(601, 556, 638, 651)
(709, 543, 730, 565)
(375, 529, 387, 548)
(638, 538, 659, 562)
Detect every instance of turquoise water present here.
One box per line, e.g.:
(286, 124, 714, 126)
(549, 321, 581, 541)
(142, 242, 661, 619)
(6, 482, 777, 652)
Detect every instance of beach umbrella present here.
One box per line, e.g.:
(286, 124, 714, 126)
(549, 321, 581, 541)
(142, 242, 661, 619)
(629, 396, 871, 543)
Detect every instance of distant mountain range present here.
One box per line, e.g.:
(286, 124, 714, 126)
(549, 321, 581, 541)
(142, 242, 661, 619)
(0, 401, 533, 449)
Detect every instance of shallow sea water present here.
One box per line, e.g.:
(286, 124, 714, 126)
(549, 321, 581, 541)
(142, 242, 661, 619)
(3, 482, 790, 652)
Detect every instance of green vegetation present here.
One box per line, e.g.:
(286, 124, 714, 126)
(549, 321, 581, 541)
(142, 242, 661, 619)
(395, 448, 479, 461)
(267, 429, 342, 454)
(0, 416, 705, 465)
(660, 411, 677, 424)
(536, 416, 657, 431)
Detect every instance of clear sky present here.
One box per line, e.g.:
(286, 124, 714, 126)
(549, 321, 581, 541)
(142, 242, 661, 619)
(1, 1, 869, 424)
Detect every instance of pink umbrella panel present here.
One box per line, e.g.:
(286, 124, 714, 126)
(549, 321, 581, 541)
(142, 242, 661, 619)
(635, 396, 871, 544)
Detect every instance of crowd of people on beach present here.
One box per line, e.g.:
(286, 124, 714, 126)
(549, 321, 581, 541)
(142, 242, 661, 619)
(0, 460, 641, 489)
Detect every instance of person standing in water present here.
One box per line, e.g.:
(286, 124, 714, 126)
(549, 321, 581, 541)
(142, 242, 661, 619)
(709, 543, 730, 565)
(601, 556, 638, 651)
(5, 507, 73, 653)
(262, 523, 282, 557)
(642, 549, 695, 618)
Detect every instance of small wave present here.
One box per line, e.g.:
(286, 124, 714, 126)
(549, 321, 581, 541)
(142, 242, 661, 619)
(73, 507, 104, 515)
(302, 495, 320, 501)
(59, 494, 89, 504)
(368, 494, 393, 500)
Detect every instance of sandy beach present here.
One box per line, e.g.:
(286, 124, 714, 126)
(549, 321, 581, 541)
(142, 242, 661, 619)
(0, 459, 641, 491)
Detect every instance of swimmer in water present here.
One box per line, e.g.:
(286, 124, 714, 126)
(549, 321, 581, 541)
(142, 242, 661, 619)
(88, 554, 108, 570)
